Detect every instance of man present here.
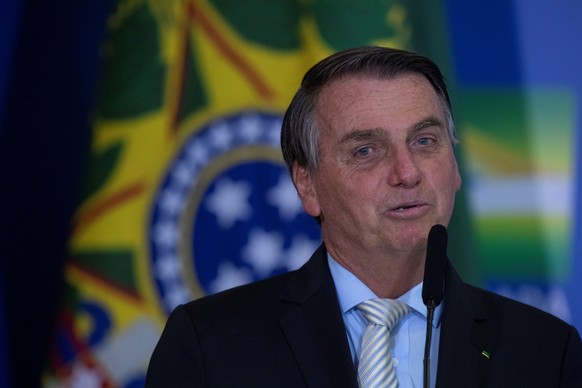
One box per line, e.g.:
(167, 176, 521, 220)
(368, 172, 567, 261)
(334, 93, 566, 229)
(146, 46, 582, 387)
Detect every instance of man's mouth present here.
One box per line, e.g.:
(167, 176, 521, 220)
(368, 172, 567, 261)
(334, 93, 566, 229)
(394, 205, 415, 212)
(390, 202, 427, 213)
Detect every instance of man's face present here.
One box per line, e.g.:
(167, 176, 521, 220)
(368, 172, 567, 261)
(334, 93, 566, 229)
(294, 74, 461, 258)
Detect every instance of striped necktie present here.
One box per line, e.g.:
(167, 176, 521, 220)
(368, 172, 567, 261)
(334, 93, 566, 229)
(357, 298, 411, 388)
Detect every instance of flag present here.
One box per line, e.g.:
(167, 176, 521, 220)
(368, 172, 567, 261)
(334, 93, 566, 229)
(45, 1, 470, 386)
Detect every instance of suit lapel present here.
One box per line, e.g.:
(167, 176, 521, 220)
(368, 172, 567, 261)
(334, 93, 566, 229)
(435, 261, 491, 388)
(278, 244, 358, 388)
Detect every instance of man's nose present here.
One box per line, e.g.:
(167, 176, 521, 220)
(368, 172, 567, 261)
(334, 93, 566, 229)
(387, 148, 421, 187)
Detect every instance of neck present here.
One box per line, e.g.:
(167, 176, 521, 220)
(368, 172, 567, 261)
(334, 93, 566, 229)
(328, 245, 425, 299)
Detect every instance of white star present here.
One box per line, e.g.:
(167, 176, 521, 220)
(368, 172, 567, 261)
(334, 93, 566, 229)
(172, 160, 195, 187)
(205, 178, 252, 228)
(159, 188, 183, 216)
(285, 234, 320, 270)
(267, 173, 304, 220)
(239, 114, 262, 143)
(152, 222, 178, 248)
(209, 122, 233, 150)
(242, 228, 284, 277)
(209, 262, 254, 294)
(266, 118, 282, 147)
(185, 140, 209, 166)
(155, 252, 182, 280)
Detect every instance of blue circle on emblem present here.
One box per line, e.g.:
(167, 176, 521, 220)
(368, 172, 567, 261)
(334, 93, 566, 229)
(194, 161, 320, 295)
(149, 111, 321, 314)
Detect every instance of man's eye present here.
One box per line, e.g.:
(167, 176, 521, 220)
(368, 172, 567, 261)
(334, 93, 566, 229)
(417, 137, 434, 146)
(356, 147, 372, 156)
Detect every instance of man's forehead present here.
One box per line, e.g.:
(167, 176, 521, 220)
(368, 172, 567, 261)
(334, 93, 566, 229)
(317, 72, 427, 94)
(315, 75, 443, 128)
(314, 73, 437, 115)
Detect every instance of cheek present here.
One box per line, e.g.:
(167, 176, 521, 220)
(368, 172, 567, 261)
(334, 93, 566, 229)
(426, 163, 458, 197)
(314, 158, 384, 214)
(323, 178, 380, 221)
(434, 155, 461, 191)
(315, 175, 355, 211)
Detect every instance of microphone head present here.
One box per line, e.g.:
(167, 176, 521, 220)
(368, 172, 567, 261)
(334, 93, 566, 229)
(422, 224, 448, 307)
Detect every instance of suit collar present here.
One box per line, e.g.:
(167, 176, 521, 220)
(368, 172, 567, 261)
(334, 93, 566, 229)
(279, 244, 358, 388)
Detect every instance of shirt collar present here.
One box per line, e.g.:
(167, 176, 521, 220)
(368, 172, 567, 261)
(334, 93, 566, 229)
(327, 254, 443, 328)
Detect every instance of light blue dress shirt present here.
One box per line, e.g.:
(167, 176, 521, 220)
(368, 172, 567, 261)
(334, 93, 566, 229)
(328, 256, 442, 388)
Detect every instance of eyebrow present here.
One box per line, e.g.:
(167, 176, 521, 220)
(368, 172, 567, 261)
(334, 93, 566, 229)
(339, 117, 445, 144)
(410, 117, 444, 134)
(338, 128, 384, 144)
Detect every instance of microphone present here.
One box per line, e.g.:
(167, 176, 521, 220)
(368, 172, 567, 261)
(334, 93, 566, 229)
(422, 224, 447, 307)
(422, 224, 448, 388)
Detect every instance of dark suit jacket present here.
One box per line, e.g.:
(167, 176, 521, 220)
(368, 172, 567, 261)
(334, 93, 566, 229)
(146, 244, 582, 387)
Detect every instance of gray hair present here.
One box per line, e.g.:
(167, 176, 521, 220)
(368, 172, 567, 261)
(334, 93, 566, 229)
(281, 46, 458, 176)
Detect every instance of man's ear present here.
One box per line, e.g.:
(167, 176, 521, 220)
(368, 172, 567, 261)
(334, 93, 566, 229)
(292, 163, 321, 218)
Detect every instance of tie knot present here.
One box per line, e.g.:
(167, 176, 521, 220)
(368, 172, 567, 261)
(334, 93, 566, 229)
(358, 298, 410, 329)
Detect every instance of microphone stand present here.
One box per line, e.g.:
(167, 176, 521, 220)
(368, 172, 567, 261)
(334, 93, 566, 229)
(423, 299, 436, 388)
